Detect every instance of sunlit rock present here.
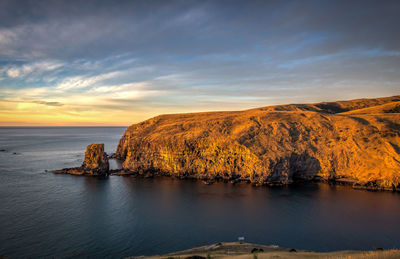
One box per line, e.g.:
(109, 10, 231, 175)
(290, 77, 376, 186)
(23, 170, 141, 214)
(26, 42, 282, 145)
(54, 143, 109, 176)
(82, 144, 109, 174)
(114, 95, 400, 190)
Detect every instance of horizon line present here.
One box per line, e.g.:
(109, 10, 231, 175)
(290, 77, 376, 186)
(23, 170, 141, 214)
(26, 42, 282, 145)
(1, 93, 399, 127)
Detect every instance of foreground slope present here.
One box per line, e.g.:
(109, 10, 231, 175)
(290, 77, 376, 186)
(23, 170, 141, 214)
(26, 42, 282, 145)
(115, 96, 400, 190)
(130, 241, 400, 259)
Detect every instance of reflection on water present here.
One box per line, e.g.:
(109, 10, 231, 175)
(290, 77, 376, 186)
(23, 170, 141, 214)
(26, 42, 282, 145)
(1, 127, 400, 258)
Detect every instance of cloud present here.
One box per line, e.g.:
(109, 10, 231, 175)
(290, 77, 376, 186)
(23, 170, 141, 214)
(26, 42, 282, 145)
(55, 71, 122, 90)
(2, 60, 63, 78)
(0, 99, 63, 106)
(0, 0, 399, 62)
(0, 0, 399, 125)
(6, 67, 20, 78)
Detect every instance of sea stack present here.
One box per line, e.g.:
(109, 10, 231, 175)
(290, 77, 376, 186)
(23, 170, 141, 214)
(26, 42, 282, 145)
(54, 143, 109, 176)
(82, 144, 109, 175)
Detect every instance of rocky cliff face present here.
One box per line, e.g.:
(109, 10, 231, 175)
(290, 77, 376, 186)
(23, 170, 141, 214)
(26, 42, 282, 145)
(114, 95, 400, 190)
(82, 144, 109, 174)
(54, 143, 109, 176)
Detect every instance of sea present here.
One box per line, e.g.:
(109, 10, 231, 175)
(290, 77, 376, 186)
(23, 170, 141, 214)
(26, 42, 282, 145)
(1, 127, 400, 258)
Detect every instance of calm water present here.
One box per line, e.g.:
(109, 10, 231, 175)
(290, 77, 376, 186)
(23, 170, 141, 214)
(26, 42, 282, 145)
(1, 127, 400, 258)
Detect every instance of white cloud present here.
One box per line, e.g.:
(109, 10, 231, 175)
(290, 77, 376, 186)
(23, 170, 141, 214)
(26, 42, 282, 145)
(2, 60, 64, 79)
(90, 82, 149, 93)
(89, 81, 164, 100)
(6, 67, 20, 78)
(55, 70, 123, 90)
(55, 65, 154, 90)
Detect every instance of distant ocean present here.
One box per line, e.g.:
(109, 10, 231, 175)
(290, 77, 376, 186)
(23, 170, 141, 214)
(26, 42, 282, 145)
(1, 127, 400, 258)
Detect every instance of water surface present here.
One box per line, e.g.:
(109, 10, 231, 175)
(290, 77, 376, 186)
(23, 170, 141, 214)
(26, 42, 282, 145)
(1, 127, 400, 258)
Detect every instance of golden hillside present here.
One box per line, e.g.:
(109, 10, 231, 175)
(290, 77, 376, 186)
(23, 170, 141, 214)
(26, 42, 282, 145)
(115, 95, 400, 190)
(340, 101, 400, 115)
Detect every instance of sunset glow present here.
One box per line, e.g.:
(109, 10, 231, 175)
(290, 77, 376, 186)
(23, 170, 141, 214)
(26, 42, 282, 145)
(0, 1, 399, 125)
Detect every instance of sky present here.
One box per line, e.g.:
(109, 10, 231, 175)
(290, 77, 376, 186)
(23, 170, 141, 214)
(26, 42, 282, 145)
(0, 0, 399, 126)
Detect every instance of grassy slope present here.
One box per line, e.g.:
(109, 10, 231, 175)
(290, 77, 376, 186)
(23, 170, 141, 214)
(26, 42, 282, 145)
(340, 101, 400, 115)
(130, 242, 400, 259)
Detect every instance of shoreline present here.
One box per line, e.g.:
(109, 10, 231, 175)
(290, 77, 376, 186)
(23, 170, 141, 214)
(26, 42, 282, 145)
(53, 166, 400, 193)
(128, 241, 400, 259)
(106, 168, 400, 193)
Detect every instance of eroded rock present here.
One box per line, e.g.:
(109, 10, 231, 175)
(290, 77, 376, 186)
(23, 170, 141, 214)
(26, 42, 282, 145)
(54, 143, 109, 176)
(82, 144, 109, 174)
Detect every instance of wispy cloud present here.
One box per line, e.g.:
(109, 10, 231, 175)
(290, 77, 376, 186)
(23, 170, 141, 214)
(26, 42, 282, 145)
(3, 60, 63, 78)
(55, 71, 123, 90)
(0, 99, 63, 106)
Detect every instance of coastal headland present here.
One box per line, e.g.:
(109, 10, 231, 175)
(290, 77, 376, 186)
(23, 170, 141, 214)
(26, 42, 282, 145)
(55, 95, 400, 191)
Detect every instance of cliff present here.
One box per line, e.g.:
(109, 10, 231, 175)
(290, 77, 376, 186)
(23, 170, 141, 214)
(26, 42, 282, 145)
(54, 143, 109, 176)
(114, 95, 400, 190)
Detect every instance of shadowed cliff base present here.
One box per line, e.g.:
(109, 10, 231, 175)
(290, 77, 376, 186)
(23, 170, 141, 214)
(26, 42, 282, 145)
(128, 242, 400, 259)
(112, 95, 400, 191)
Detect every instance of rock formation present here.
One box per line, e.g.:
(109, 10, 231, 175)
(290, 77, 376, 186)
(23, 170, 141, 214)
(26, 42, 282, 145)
(114, 95, 400, 191)
(54, 143, 109, 176)
(82, 144, 109, 173)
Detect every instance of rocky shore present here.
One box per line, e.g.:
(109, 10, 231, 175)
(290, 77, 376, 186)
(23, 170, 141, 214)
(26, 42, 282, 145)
(108, 167, 400, 192)
(54, 95, 400, 192)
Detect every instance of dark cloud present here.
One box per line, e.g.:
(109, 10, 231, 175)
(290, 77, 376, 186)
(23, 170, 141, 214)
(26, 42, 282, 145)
(0, 0, 399, 119)
(1, 0, 399, 61)
(32, 100, 63, 106)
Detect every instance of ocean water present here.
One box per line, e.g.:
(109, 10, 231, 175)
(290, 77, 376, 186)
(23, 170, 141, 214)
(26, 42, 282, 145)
(1, 127, 400, 258)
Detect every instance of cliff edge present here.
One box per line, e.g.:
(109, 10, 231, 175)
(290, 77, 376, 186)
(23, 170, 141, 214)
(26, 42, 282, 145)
(114, 95, 400, 190)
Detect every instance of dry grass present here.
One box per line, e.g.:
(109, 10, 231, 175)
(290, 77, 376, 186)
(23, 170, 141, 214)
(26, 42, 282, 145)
(130, 242, 400, 259)
(140, 250, 400, 259)
(340, 101, 400, 115)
